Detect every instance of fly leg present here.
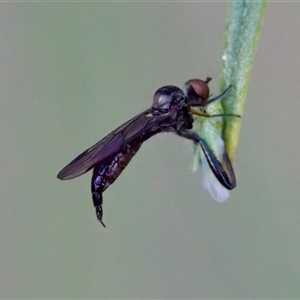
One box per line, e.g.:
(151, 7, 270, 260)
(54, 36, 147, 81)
(176, 129, 235, 190)
(91, 166, 107, 227)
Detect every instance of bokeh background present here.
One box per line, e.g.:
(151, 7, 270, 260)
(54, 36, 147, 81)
(1, 2, 300, 298)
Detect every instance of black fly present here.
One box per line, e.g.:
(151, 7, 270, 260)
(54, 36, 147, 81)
(57, 78, 237, 227)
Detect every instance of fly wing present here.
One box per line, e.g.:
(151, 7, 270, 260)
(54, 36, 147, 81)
(57, 108, 153, 180)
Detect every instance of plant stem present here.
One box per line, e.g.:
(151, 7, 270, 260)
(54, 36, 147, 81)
(220, 0, 268, 161)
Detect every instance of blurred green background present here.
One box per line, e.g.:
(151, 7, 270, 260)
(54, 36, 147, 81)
(1, 2, 300, 298)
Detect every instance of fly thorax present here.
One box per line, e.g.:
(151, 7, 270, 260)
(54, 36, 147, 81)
(152, 85, 186, 115)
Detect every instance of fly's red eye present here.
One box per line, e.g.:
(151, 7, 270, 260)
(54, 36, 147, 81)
(186, 79, 210, 105)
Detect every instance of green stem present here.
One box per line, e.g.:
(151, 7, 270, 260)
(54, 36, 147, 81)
(220, 0, 268, 161)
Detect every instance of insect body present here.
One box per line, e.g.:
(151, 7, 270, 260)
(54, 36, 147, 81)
(57, 79, 237, 227)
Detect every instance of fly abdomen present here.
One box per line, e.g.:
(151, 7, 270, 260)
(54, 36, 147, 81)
(104, 142, 143, 188)
(91, 167, 107, 227)
(91, 173, 104, 207)
(91, 142, 142, 226)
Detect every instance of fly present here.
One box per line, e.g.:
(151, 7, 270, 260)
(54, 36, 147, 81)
(57, 78, 239, 227)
